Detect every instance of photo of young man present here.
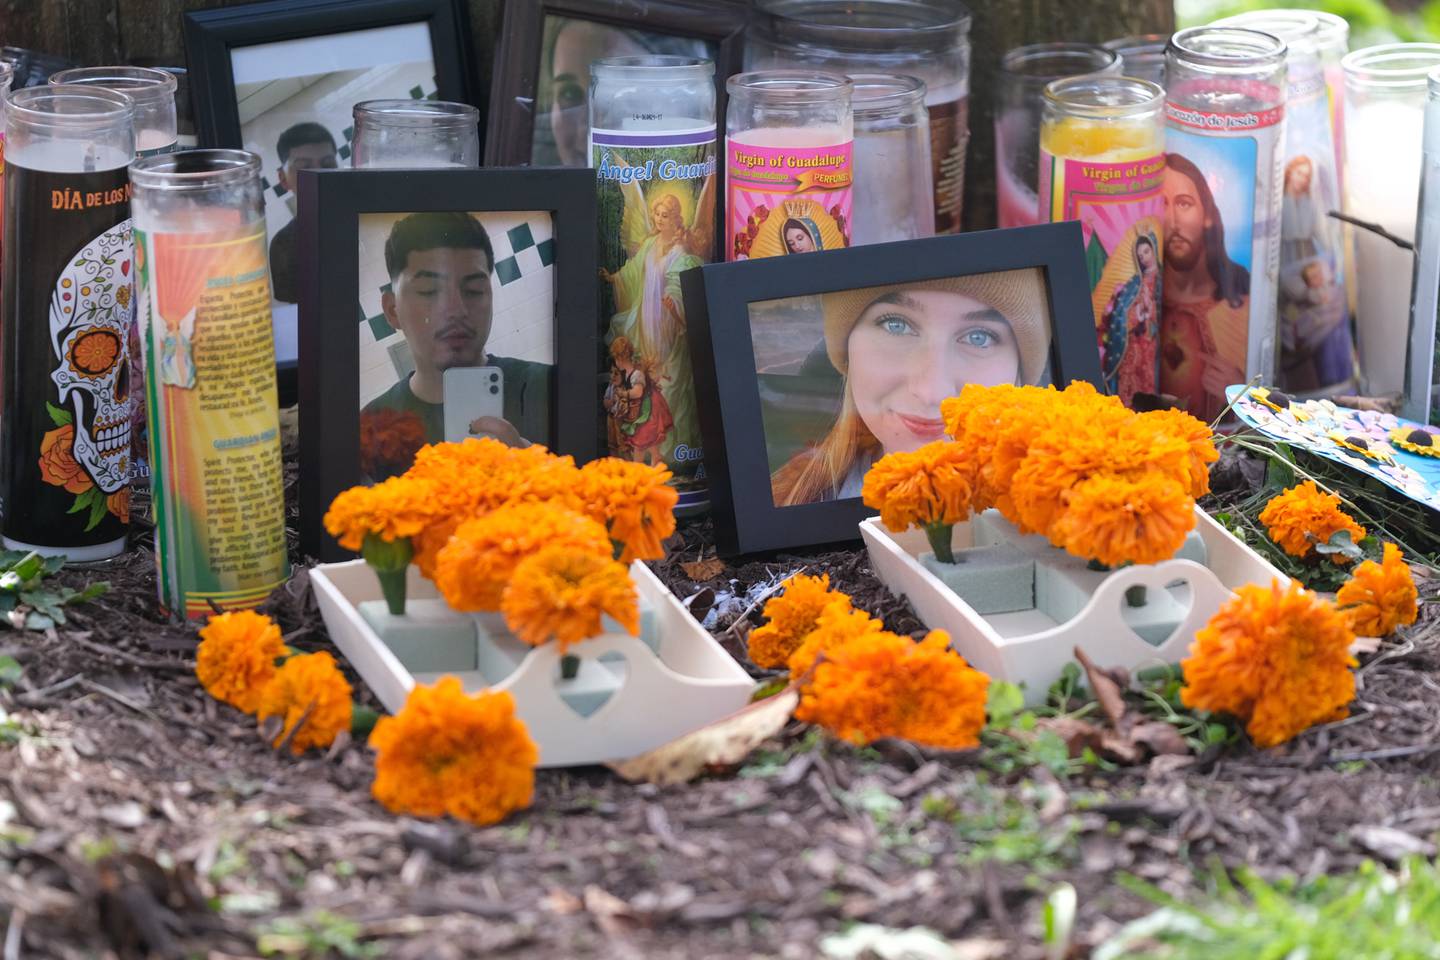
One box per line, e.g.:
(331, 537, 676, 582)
(268, 122, 338, 305)
(361, 212, 550, 450)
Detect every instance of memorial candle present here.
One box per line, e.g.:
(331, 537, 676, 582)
(850, 74, 934, 245)
(351, 100, 479, 168)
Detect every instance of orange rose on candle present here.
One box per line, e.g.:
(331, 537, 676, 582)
(38, 423, 93, 495)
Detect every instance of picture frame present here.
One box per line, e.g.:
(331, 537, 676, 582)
(486, 0, 748, 168)
(682, 221, 1105, 556)
(297, 167, 600, 561)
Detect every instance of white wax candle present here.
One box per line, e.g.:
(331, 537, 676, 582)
(136, 128, 175, 153)
(853, 125, 934, 245)
(729, 124, 850, 148)
(7, 139, 130, 173)
(1346, 98, 1425, 395)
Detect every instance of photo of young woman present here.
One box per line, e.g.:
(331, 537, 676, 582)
(765, 269, 1052, 507)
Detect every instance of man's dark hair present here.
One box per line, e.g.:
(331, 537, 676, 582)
(1165, 151, 1250, 309)
(277, 122, 336, 164)
(384, 212, 494, 281)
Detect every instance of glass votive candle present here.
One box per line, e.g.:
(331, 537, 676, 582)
(1101, 34, 1169, 87)
(49, 65, 177, 155)
(1408, 66, 1440, 422)
(994, 42, 1121, 229)
(850, 74, 934, 245)
(351, 100, 480, 168)
(1343, 44, 1440, 397)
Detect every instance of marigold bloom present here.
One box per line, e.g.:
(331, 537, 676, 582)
(195, 610, 287, 714)
(797, 630, 989, 749)
(578, 459, 679, 562)
(1181, 579, 1356, 748)
(787, 603, 886, 679)
(433, 503, 612, 612)
(747, 573, 851, 669)
(358, 408, 427, 480)
(256, 651, 353, 755)
(1049, 474, 1195, 567)
(862, 441, 978, 535)
(369, 677, 537, 826)
(1336, 542, 1419, 636)
(1136, 408, 1218, 497)
(1258, 480, 1366, 560)
(501, 545, 639, 650)
(323, 475, 439, 552)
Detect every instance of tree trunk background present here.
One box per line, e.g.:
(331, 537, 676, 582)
(0, 0, 1173, 229)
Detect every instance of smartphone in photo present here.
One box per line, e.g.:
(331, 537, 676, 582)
(442, 366, 505, 442)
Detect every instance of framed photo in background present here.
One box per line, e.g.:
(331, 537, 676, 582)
(682, 221, 1105, 555)
(297, 168, 600, 560)
(182, 0, 477, 403)
(486, 0, 747, 168)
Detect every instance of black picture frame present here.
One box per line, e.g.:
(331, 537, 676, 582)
(682, 221, 1105, 556)
(486, 0, 747, 167)
(297, 167, 600, 561)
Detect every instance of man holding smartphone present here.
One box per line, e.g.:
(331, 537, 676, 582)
(362, 212, 549, 448)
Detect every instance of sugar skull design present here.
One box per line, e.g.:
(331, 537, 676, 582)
(46, 220, 133, 496)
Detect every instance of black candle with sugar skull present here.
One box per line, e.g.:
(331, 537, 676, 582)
(1, 161, 134, 558)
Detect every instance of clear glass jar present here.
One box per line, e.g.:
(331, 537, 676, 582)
(1409, 66, 1440, 422)
(994, 43, 1121, 229)
(2, 86, 134, 560)
(1101, 34, 1168, 87)
(351, 100, 479, 168)
(850, 74, 933, 245)
(589, 56, 714, 135)
(49, 66, 177, 155)
(1343, 44, 1440, 396)
(744, 0, 971, 233)
(1162, 27, 1287, 422)
(725, 71, 853, 259)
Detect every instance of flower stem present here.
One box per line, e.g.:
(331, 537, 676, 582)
(362, 533, 413, 616)
(375, 568, 408, 616)
(560, 654, 580, 680)
(924, 523, 956, 565)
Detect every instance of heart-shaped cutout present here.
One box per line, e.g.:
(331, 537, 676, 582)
(552, 651, 628, 718)
(1117, 577, 1195, 648)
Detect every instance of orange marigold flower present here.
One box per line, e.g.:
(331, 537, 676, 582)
(433, 503, 612, 612)
(323, 475, 438, 552)
(747, 573, 851, 669)
(501, 545, 638, 651)
(1049, 474, 1196, 567)
(358, 408, 427, 480)
(578, 458, 679, 563)
(862, 440, 978, 534)
(195, 610, 287, 714)
(1181, 579, 1356, 748)
(787, 603, 885, 680)
(1258, 480, 1366, 560)
(256, 651, 353, 755)
(1336, 542, 1418, 636)
(1136, 408, 1218, 497)
(796, 630, 989, 749)
(369, 677, 537, 826)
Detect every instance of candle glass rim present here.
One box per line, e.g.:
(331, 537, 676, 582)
(726, 70, 854, 103)
(753, 0, 972, 44)
(352, 99, 479, 127)
(1342, 44, 1440, 89)
(1042, 74, 1165, 116)
(6, 84, 135, 128)
(0, 61, 12, 85)
(48, 65, 178, 104)
(591, 56, 715, 79)
(1168, 26, 1288, 69)
(849, 73, 927, 114)
(1210, 11, 1321, 55)
(130, 148, 260, 190)
(998, 43, 1121, 86)
(1308, 10, 1350, 46)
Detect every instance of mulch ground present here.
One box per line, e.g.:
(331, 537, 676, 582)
(5, 457, 1440, 959)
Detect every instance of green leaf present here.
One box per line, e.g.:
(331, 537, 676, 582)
(84, 491, 108, 532)
(0, 655, 21, 687)
(45, 402, 72, 427)
(66, 486, 98, 516)
(41, 555, 65, 576)
(351, 705, 381, 737)
(1316, 529, 1365, 561)
(986, 680, 1026, 729)
(1031, 730, 1073, 776)
(23, 611, 53, 631)
(73, 581, 108, 603)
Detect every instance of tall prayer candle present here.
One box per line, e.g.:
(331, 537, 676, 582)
(1, 86, 135, 559)
(590, 56, 716, 515)
(1408, 67, 1440, 423)
(1101, 34, 1168, 87)
(1039, 75, 1165, 406)
(1162, 27, 1287, 422)
(351, 100, 479, 168)
(1343, 44, 1440, 397)
(725, 71, 853, 260)
(851, 74, 935, 245)
(130, 150, 288, 616)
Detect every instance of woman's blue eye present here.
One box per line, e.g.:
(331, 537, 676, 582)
(876, 313, 915, 336)
(960, 328, 999, 348)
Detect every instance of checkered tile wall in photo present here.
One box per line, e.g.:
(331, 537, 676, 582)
(356, 211, 557, 406)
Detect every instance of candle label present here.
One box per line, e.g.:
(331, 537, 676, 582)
(126, 134, 179, 492)
(726, 140, 852, 260)
(1162, 89, 1285, 422)
(592, 125, 717, 513)
(1276, 64, 1352, 396)
(1038, 150, 1165, 406)
(135, 221, 288, 617)
(0, 163, 133, 554)
(929, 97, 970, 234)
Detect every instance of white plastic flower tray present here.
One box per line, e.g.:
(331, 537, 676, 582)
(310, 559, 755, 767)
(859, 508, 1289, 705)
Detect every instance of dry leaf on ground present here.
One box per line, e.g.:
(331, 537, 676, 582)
(607, 687, 798, 786)
(680, 558, 727, 581)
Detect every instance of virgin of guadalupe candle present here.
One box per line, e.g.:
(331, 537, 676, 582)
(589, 56, 717, 515)
(130, 151, 288, 616)
(1039, 75, 1165, 406)
(725, 71, 853, 260)
(1162, 27, 1287, 423)
(1, 86, 135, 560)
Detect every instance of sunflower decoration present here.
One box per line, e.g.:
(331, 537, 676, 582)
(1327, 429, 1395, 465)
(1248, 386, 1309, 421)
(1388, 426, 1440, 459)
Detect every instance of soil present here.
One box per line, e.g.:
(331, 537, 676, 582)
(5, 456, 1440, 959)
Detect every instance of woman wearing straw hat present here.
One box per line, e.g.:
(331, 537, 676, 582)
(770, 269, 1051, 507)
